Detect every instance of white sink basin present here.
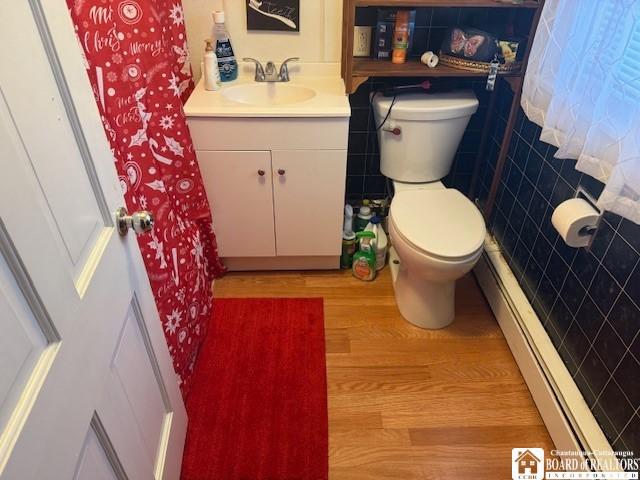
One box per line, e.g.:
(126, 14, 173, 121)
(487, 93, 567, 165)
(222, 83, 316, 106)
(184, 63, 350, 118)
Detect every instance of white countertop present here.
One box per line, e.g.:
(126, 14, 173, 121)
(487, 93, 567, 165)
(184, 62, 351, 118)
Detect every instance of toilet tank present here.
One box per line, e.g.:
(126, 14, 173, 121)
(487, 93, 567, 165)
(372, 91, 479, 183)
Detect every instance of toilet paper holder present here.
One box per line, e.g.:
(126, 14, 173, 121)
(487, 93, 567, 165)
(552, 186, 603, 250)
(573, 187, 603, 250)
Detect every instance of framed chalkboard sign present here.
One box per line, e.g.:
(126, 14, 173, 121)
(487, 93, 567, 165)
(246, 0, 299, 32)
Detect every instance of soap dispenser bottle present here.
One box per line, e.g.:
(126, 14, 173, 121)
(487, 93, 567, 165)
(203, 39, 221, 91)
(213, 10, 238, 82)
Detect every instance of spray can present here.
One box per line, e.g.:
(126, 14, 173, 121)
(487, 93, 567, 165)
(341, 204, 356, 269)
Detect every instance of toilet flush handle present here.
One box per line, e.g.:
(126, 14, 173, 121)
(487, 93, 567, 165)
(383, 125, 402, 136)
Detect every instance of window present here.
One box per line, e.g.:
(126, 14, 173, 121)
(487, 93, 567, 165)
(521, 0, 640, 224)
(617, 18, 640, 100)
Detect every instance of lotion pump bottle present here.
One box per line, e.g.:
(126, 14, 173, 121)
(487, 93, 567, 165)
(203, 39, 221, 91)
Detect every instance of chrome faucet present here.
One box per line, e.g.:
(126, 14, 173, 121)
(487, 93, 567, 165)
(265, 61, 277, 80)
(243, 57, 299, 82)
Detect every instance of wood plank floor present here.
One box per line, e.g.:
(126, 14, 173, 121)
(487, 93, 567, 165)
(213, 268, 555, 479)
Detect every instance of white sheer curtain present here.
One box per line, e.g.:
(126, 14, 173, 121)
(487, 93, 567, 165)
(522, 0, 640, 224)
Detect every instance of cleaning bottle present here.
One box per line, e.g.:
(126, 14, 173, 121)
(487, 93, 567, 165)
(352, 230, 377, 281)
(391, 10, 410, 64)
(355, 205, 374, 232)
(365, 216, 388, 271)
(203, 39, 221, 91)
(213, 10, 238, 82)
(340, 204, 356, 269)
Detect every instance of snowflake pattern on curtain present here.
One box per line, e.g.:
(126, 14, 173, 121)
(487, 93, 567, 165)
(66, 0, 226, 397)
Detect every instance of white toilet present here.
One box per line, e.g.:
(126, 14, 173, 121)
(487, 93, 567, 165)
(373, 91, 486, 329)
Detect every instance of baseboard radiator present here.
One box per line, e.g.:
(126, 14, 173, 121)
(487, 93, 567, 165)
(474, 234, 617, 469)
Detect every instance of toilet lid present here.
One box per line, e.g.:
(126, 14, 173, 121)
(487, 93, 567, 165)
(391, 189, 485, 259)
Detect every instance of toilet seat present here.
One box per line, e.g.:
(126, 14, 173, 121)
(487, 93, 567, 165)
(390, 189, 485, 261)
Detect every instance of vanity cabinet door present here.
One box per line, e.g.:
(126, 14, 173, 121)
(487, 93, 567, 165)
(272, 150, 347, 256)
(198, 151, 276, 257)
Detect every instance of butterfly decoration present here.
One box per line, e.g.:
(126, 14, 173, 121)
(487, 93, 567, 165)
(451, 29, 486, 57)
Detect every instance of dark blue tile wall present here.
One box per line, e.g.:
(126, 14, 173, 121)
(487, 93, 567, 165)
(477, 81, 640, 455)
(345, 6, 521, 201)
(354, 6, 501, 56)
(346, 77, 488, 202)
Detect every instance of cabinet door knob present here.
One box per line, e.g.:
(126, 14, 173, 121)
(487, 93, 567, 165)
(277, 169, 286, 175)
(258, 169, 265, 176)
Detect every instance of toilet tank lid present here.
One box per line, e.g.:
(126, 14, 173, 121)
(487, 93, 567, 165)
(373, 91, 479, 121)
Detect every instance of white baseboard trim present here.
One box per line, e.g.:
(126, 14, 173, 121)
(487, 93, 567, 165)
(474, 234, 618, 469)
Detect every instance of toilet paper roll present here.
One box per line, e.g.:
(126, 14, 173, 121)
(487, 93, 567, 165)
(551, 198, 600, 248)
(421, 51, 439, 68)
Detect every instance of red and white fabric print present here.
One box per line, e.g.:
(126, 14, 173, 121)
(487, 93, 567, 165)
(66, 0, 226, 397)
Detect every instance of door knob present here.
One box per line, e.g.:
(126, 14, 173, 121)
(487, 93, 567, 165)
(258, 169, 265, 176)
(277, 169, 286, 175)
(115, 207, 154, 236)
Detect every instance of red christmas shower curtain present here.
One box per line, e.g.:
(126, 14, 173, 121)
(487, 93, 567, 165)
(67, 0, 226, 396)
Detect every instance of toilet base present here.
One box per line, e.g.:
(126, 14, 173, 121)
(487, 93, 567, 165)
(389, 247, 455, 329)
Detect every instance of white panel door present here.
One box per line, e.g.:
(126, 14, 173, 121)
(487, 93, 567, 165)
(272, 150, 346, 256)
(198, 151, 276, 257)
(0, 2, 186, 480)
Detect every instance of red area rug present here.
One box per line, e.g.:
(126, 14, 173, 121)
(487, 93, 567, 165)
(181, 298, 328, 480)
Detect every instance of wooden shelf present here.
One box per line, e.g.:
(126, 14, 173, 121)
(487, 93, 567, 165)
(342, 0, 540, 93)
(352, 58, 523, 78)
(354, 0, 540, 7)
